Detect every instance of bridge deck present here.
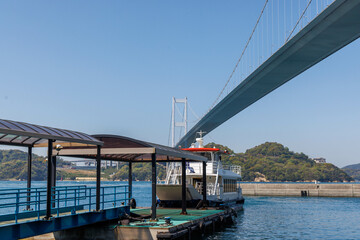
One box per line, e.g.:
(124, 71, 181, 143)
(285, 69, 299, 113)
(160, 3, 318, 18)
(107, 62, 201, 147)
(177, 0, 360, 147)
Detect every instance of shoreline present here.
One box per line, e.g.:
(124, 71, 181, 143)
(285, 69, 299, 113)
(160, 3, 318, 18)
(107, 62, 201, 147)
(240, 183, 360, 197)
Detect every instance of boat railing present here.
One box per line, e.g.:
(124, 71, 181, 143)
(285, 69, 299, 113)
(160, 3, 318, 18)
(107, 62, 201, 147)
(189, 164, 202, 174)
(206, 161, 222, 174)
(222, 164, 242, 176)
(165, 163, 182, 184)
(206, 183, 220, 196)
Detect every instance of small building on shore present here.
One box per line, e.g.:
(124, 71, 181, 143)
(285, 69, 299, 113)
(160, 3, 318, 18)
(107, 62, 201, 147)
(313, 158, 326, 164)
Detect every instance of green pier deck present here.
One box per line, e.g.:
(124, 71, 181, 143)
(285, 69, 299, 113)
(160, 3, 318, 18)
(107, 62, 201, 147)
(117, 207, 240, 240)
(131, 208, 224, 224)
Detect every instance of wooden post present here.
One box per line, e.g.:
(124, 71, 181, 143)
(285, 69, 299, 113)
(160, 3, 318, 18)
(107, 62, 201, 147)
(26, 147, 32, 210)
(128, 161, 132, 201)
(51, 156, 56, 208)
(203, 161, 207, 207)
(181, 158, 187, 215)
(96, 145, 101, 211)
(45, 140, 53, 220)
(151, 153, 157, 220)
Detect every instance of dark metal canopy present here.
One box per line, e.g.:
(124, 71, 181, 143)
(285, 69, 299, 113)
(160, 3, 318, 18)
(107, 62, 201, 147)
(0, 119, 103, 147)
(57, 134, 207, 162)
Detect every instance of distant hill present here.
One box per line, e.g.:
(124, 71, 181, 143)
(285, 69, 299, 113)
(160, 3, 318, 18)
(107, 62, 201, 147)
(343, 163, 360, 170)
(206, 142, 353, 182)
(0, 144, 353, 182)
(342, 163, 360, 181)
(0, 149, 70, 180)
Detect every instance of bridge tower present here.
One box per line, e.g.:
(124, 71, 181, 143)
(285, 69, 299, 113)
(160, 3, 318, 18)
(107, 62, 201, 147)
(171, 97, 188, 147)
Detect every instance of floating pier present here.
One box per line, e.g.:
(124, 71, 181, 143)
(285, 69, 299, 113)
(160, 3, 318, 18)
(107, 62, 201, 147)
(44, 206, 242, 240)
(117, 207, 241, 240)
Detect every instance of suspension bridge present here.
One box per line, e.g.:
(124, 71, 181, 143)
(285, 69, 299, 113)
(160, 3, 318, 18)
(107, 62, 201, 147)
(177, 0, 360, 147)
(1, 0, 360, 239)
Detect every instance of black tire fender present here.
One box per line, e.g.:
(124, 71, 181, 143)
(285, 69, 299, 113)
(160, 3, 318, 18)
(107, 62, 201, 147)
(129, 198, 136, 209)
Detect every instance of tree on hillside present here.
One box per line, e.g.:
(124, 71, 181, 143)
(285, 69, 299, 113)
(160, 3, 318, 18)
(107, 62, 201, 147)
(206, 142, 353, 182)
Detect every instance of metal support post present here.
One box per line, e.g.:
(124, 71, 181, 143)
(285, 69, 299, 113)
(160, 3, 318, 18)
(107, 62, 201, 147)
(203, 161, 207, 207)
(26, 147, 32, 210)
(51, 156, 56, 208)
(45, 140, 53, 220)
(96, 145, 101, 211)
(181, 158, 187, 215)
(128, 161, 132, 201)
(151, 153, 157, 220)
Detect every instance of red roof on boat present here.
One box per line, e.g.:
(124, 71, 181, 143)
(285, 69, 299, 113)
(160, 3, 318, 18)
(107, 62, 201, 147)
(181, 147, 226, 153)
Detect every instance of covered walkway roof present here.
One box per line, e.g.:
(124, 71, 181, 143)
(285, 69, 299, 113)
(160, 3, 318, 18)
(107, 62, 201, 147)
(57, 134, 207, 162)
(0, 120, 205, 221)
(0, 119, 103, 147)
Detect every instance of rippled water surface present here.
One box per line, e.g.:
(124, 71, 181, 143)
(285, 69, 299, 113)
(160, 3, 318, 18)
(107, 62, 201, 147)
(1, 181, 359, 239)
(131, 182, 360, 239)
(207, 196, 360, 240)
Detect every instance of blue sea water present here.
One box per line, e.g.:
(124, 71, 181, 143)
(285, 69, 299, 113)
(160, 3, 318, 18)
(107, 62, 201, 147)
(207, 196, 360, 240)
(1, 181, 359, 239)
(129, 182, 360, 240)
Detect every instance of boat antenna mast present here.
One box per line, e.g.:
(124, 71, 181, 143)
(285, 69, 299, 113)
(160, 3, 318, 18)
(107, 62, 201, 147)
(195, 130, 206, 148)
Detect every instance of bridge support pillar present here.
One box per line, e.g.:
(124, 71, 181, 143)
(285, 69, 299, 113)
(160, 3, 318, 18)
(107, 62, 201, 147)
(45, 139, 53, 220)
(26, 146, 32, 210)
(96, 145, 101, 211)
(181, 158, 187, 215)
(151, 153, 156, 220)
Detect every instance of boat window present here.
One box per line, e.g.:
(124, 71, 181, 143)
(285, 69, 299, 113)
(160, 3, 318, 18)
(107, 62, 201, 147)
(224, 179, 237, 192)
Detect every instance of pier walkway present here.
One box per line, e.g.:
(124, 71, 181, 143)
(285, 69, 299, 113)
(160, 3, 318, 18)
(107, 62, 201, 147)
(0, 184, 130, 239)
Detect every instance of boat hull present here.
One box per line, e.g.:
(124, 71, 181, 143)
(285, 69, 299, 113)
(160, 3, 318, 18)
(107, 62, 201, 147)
(157, 184, 244, 208)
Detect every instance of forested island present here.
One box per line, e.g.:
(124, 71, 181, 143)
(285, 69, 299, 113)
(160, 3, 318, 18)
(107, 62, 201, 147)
(342, 163, 360, 181)
(206, 142, 353, 182)
(0, 142, 353, 182)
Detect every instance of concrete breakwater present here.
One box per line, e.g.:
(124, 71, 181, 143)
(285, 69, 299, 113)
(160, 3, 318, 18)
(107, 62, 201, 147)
(240, 183, 360, 197)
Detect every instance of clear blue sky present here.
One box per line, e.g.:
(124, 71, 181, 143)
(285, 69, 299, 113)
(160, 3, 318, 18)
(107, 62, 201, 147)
(0, 1, 359, 167)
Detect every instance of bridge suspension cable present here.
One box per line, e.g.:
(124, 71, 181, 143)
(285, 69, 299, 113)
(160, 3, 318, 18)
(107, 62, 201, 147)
(208, 0, 269, 113)
(201, 0, 335, 125)
(176, 0, 346, 147)
(286, 0, 313, 42)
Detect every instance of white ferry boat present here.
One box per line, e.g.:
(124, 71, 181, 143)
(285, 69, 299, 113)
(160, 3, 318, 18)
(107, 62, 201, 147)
(157, 132, 244, 208)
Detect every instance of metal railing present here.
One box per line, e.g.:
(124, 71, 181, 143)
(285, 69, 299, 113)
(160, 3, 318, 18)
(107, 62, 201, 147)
(206, 183, 220, 196)
(164, 162, 242, 178)
(0, 185, 129, 224)
(223, 165, 242, 176)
